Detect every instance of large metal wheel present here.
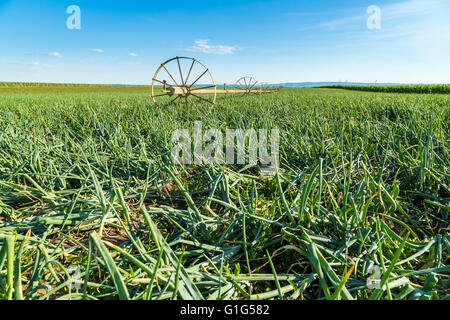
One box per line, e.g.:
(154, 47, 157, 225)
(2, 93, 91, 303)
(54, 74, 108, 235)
(151, 57, 217, 107)
(235, 76, 259, 96)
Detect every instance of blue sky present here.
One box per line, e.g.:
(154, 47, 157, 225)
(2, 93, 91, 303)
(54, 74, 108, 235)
(0, 0, 449, 84)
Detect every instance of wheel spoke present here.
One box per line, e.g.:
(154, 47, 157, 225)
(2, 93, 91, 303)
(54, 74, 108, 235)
(153, 78, 175, 87)
(191, 93, 214, 105)
(189, 69, 209, 88)
(177, 57, 185, 86)
(186, 96, 195, 107)
(162, 95, 181, 108)
(184, 59, 195, 86)
(162, 64, 180, 87)
(248, 79, 258, 93)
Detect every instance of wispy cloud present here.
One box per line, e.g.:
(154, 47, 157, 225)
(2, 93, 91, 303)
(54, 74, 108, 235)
(383, 0, 449, 20)
(47, 52, 61, 58)
(314, 15, 364, 31)
(92, 48, 104, 53)
(11, 61, 50, 67)
(9, 61, 52, 72)
(311, 0, 450, 31)
(184, 40, 241, 55)
(129, 52, 137, 57)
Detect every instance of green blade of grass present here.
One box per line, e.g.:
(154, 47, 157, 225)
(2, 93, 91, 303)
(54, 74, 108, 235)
(89, 232, 130, 300)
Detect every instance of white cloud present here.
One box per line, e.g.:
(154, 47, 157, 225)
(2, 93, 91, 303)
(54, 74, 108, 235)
(184, 40, 241, 55)
(92, 49, 104, 53)
(47, 52, 61, 58)
(12, 61, 48, 66)
(383, 0, 449, 20)
(26, 62, 51, 68)
(9, 61, 52, 73)
(129, 52, 138, 57)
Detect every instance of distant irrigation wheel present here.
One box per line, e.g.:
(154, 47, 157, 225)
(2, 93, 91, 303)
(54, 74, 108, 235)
(235, 76, 259, 96)
(151, 57, 217, 107)
(258, 82, 270, 93)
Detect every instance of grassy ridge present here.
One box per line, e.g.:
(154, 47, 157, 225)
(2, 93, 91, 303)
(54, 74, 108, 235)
(319, 84, 450, 94)
(0, 82, 151, 94)
(0, 82, 126, 87)
(0, 88, 448, 300)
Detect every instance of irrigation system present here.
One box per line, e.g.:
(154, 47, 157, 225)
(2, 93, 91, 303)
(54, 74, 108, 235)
(151, 56, 281, 107)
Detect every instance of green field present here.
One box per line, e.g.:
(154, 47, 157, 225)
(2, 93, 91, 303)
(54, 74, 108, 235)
(0, 84, 449, 300)
(0, 83, 150, 94)
(319, 84, 450, 94)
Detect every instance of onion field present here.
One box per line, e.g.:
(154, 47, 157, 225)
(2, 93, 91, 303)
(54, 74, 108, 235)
(0, 85, 448, 300)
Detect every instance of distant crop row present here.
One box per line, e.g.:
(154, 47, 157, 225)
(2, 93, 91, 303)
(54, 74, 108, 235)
(319, 84, 450, 94)
(0, 82, 106, 87)
(0, 82, 120, 87)
(0, 82, 150, 93)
